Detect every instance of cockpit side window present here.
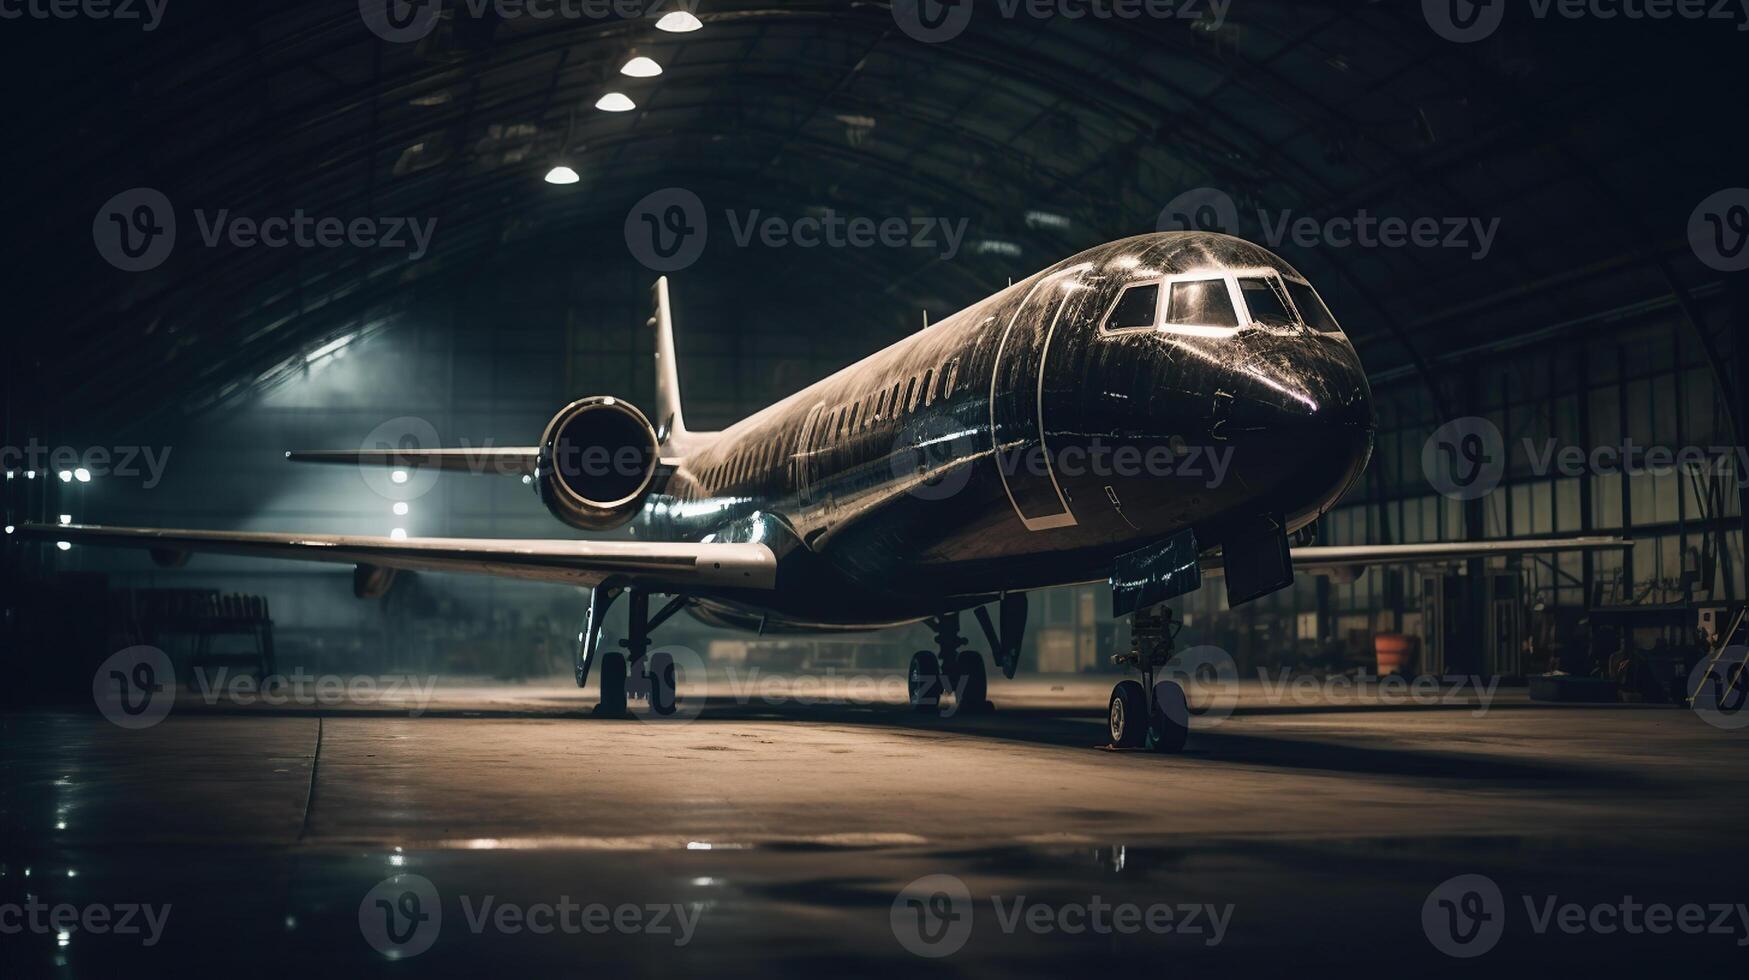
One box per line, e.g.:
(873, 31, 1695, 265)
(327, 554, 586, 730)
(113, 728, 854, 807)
(1236, 276, 1298, 329)
(1102, 282, 1160, 332)
(1284, 279, 1343, 334)
(1164, 278, 1239, 329)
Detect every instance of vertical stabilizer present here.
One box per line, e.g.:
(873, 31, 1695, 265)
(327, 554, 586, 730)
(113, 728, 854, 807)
(650, 276, 691, 445)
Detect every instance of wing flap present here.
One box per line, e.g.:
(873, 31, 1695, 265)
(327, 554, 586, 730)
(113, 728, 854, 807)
(12, 523, 775, 591)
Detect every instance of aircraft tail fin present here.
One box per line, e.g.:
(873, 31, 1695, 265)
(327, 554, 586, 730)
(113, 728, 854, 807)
(650, 276, 690, 445)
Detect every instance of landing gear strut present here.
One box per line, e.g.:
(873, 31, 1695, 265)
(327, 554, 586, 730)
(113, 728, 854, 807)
(1108, 604, 1189, 752)
(908, 612, 993, 715)
(575, 580, 689, 718)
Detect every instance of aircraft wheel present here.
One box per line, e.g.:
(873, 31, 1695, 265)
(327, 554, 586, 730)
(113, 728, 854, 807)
(593, 650, 628, 717)
(951, 651, 988, 714)
(1148, 680, 1190, 753)
(1108, 680, 1147, 748)
(908, 651, 943, 711)
(649, 651, 678, 716)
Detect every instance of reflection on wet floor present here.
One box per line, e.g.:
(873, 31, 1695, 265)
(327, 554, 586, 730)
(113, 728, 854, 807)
(2, 680, 1745, 976)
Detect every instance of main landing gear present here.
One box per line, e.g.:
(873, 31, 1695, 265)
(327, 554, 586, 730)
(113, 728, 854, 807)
(1108, 604, 1190, 753)
(908, 613, 991, 716)
(576, 580, 689, 718)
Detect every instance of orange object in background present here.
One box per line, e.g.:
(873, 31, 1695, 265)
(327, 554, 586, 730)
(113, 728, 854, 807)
(1374, 633, 1417, 676)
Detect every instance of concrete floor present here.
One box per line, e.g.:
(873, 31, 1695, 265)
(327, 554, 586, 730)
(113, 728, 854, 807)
(3, 674, 1746, 976)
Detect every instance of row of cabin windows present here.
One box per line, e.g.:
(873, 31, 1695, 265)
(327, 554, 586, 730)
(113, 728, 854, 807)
(691, 357, 964, 496)
(824, 357, 960, 445)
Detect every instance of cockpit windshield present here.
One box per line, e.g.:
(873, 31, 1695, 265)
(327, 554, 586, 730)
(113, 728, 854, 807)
(1236, 276, 1297, 329)
(1283, 279, 1344, 334)
(1163, 278, 1239, 329)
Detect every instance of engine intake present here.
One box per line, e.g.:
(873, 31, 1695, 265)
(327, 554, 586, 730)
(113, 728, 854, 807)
(536, 396, 659, 530)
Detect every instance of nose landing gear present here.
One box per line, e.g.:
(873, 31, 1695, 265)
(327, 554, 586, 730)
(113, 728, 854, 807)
(1108, 604, 1190, 752)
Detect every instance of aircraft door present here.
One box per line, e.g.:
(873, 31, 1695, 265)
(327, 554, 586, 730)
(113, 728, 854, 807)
(988, 265, 1091, 531)
(796, 403, 823, 507)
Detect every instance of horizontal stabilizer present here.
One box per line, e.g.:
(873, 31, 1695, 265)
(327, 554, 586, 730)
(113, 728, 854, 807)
(285, 447, 538, 476)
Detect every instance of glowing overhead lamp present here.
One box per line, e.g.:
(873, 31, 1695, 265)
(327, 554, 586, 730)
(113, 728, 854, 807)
(654, 10, 702, 32)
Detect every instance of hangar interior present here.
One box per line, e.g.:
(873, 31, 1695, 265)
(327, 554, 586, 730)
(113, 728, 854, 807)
(3, 3, 1748, 975)
(5, 2, 1742, 693)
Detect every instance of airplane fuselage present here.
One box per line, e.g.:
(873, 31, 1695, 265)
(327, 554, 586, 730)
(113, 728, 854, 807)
(629, 232, 1376, 631)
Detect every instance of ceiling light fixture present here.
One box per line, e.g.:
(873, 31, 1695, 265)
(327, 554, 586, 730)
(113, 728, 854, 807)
(595, 92, 636, 112)
(654, 10, 702, 32)
(621, 55, 662, 77)
(544, 165, 581, 184)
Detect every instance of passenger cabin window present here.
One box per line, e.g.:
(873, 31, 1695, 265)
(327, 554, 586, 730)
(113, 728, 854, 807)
(904, 376, 918, 413)
(1284, 279, 1342, 334)
(1237, 276, 1297, 329)
(942, 359, 960, 398)
(1164, 279, 1239, 329)
(1103, 282, 1160, 332)
(889, 382, 903, 418)
(920, 369, 935, 407)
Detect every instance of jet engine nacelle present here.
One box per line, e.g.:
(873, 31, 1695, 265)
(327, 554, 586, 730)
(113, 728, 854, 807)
(535, 396, 660, 531)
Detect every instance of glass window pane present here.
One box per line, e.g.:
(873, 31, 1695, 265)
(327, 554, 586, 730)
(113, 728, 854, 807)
(1284, 280, 1341, 334)
(1105, 283, 1160, 331)
(1237, 277, 1295, 328)
(1165, 279, 1239, 328)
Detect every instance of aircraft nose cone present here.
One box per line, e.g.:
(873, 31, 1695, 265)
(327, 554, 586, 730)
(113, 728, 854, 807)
(1215, 335, 1374, 519)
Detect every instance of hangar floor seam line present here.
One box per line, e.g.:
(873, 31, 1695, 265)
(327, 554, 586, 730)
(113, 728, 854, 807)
(297, 715, 323, 843)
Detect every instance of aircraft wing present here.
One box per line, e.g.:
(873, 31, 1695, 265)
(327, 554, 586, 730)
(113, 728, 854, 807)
(10, 523, 775, 591)
(1272, 536, 1629, 579)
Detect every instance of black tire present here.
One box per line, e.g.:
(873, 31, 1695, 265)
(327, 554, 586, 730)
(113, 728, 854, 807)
(909, 650, 943, 710)
(951, 650, 987, 714)
(649, 651, 678, 716)
(594, 650, 627, 717)
(1149, 680, 1190, 753)
(1109, 680, 1147, 748)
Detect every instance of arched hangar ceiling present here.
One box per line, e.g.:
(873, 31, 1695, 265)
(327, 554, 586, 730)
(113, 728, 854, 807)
(2, 0, 1741, 435)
